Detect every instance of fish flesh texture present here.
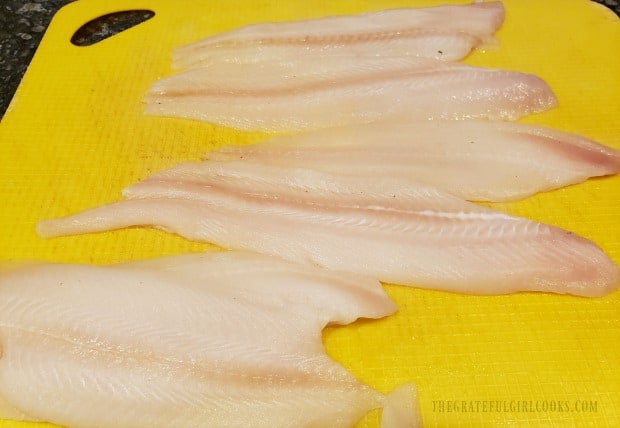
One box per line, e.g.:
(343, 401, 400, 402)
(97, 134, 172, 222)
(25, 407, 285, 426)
(36, 162, 620, 297)
(172, 1, 505, 69)
(152, 56, 445, 96)
(381, 384, 422, 428)
(145, 59, 556, 132)
(173, 2, 504, 68)
(0, 251, 400, 428)
(35, 163, 620, 296)
(206, 119, 620, 202)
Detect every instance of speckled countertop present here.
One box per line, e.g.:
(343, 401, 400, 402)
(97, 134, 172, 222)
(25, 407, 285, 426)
(1, 0, 619, 120)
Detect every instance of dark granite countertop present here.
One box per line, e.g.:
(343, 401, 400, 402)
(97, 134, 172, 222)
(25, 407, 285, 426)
(1, 0, 619, 121)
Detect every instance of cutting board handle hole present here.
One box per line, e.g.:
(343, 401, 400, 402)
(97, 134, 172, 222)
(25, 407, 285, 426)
(71, 10, 155, 46)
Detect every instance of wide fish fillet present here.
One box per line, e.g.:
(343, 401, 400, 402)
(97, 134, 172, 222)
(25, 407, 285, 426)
(144, 59, 556, 132)
(206, 119, 620, 202)
(0, 251, 398, 428)
(172, 1, 505, 69)
(37, 163, 620, 297)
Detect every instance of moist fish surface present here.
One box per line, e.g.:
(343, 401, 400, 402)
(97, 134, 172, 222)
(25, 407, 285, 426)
(0, 251, 398, 428)
(145, 59, 556, 132)
(172, 1, 505, 69)
(37, 163, 620, 297)
(207, 119, 620, 202)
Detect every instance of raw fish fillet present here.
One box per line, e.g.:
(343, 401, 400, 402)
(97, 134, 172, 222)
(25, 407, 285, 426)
(152, 56, 444, 95)
(37, 163, 620, 297)
(381, 384, 423, 428)
(145, 59, 556, 132)
(0, 251, 399, 428)
(173, 2, 505, 68)
(207, 120, 620, 202)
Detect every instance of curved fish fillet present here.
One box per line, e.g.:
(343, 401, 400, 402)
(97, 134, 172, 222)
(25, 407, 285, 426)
(206, 120, 620, 202)
(172, 2, 505, 68)
(37, 163, 620, 297)
(145, 60, 556, 132)
(0, 251, 397, 427)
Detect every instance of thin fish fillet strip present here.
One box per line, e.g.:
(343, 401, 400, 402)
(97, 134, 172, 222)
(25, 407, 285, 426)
(151, 56, 451, 95)
(144, 59, 557, 132)
(172, 1, 505, 68)
(37, 163, 620, 297)
(0, 251, 400, 428)
(206, 119, 620, 202)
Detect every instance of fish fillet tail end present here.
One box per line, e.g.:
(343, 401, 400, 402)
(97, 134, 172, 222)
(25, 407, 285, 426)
(381, 383, 423, 428)
(36, 218, 87, 239)
(583, 260, 620, 297)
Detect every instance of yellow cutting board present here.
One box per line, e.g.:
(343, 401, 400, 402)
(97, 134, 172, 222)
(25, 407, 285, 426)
(0, 0, 618, 426)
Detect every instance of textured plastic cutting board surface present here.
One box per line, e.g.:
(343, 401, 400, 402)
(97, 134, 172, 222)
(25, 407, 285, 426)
(0, 0, 619, 426)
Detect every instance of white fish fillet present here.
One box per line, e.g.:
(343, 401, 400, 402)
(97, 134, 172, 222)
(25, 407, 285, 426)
(206, 120, 620, 202)
(382, 384, 423, 428)
(36, 163, 620, 297)
(152, 56, 442, 95)
(144, 59, 557, 132)
(0, 251, 398, 428)
(172, 2, 505, 68)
